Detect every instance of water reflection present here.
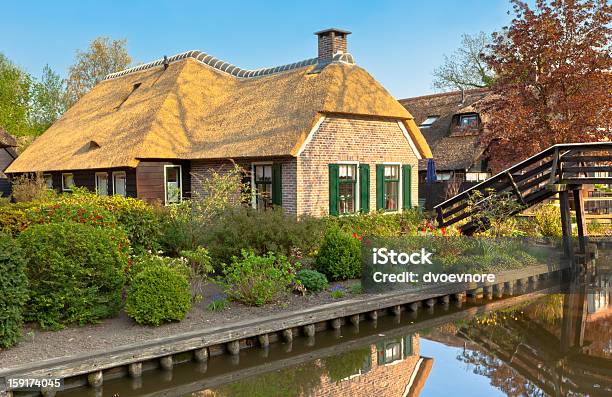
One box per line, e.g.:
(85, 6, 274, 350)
(56, 246, 611, 397)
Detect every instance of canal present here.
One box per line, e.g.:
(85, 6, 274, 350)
(56, 253, 612, 397)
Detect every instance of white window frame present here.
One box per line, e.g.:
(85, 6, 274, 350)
(61, 173, 74, 192)
(382, 162, 402, 213)
(250, 162, 273, 209)
(163, 165, 183, 205)
(112, 171, 127, 197)
(42, 174, 53, 189)
(336, 161, 360, 216)
(95, 172, 109, 196)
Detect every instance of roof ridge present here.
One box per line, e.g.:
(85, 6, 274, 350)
(104, 50, 355, 81)
(399, 88, 491, 103)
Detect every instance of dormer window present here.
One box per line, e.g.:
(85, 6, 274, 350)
(451, 113, 481, 136)
(420, 115, 439, 128)
(459, 114, 479, 129)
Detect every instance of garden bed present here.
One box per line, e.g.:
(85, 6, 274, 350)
(0, 280, 363, 370)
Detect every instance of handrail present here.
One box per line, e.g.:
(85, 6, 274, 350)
(433, 142, 612, 232)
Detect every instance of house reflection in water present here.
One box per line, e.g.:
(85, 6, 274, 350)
(314, 335, 432, 397)
(200, 334, 433, 397)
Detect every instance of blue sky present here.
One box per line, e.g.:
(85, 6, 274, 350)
(1, 1, 514, 98)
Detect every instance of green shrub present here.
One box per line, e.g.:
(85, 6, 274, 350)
(57, 189, 161, 253)
(534, 204, 562, 237)
(0, 201, 39, 235)
(315, 226, 362, 281)
(181, 247, 214, 279)
(219, 250, 298, 306)
(0, 233, 28, 348)
(26, 201, 118, 229)
(125, 265, 192, 326)
(329, 210, 423, 237)
(126, 252, 190, 284)
(18, 223, 128, 330)
(201, 207, 325, 267)
(296, 269, 328, 293)
(350, 282, 364, 294)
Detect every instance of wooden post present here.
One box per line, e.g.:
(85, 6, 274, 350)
(160, 355, 173, 370)
(303, 324, 315, 337)
(392, 305, 401, 316)
(573, 188, 587, 254)
(349, 314, 360, 327)
(369, 310, 378, 321)
(408, 302, 418, 312)
(559, 189, 574, 258)
(258, 333, 269, 348)
(425, 298, 435, 308)
(87, 371, 103, 388)
(330, 318, 342, 330)
(227, 340, 240, 356)
(194, 347, 209, 362)
(128, 362, 142, 378)
(282, 329, 293, 343)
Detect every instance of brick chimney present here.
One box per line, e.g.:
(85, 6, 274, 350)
(315, 28, 351, 63)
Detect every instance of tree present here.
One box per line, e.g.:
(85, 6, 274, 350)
(0, 53, 32, 136)
(432, 32, 495, 91)
(482, 0, 611, 171)
(65, 37, 131, 107)
(30, 65, 67, 133)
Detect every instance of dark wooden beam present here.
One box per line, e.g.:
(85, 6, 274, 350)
(573, 188, 588, 254)
(559, 190, 574, 258)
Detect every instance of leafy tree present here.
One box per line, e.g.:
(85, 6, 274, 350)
(482, 0, 611, 170)
(0, 53, 32, 136)
(30, 65, 66, 133)
(65, 37, 131, 107)
(433, 32, 495, 91)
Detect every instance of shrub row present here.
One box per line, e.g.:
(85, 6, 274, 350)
(0, 233, 28, 348)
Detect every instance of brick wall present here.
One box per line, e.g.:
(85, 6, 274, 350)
(312, 337, 422, 397)
(190, 157, 297, 215)
(317, 32, 348, 62)
(297, 115, 420, 217)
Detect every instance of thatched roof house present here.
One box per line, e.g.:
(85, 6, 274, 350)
(399, 89, 491, 208)
(400, 88, 490, 177)
(8, 29, 431, 216)
(0, 128, 18, 196)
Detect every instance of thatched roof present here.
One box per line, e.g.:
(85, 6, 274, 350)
(400, 89, 490, 171)
(0, 128, 17, 148)
(7, 51, 431, 173)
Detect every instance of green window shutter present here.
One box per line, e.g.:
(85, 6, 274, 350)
(272, 163, 282, 206)
(328, 164, 339, 216)
(376, 164, 385, 211)
(359, 164, 370, 213)
(403, 335, 414, 357)
(402, 164, 412, 210)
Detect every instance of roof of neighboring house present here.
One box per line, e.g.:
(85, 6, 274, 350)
(0, 128, 17, 148)
(7, 50, 431, 173)
(399, 88, 490, 171)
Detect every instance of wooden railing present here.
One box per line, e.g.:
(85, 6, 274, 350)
(434, 142, 612, 235)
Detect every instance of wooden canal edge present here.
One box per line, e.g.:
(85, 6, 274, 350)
(0, 262, 569, 396)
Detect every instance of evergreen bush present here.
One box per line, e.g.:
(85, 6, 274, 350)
(0, 233, 28, 347)
(18, 222, 128, 330)
(125, 265, 192, 326)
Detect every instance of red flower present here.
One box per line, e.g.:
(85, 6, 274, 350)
(353, 232, 357, 238)
(441, 227, 447, 235)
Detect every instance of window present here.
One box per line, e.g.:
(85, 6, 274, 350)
(61, 173, 74, 191)
(459, 114, 479, 129)
(436, 172, 452, 181)
(466, 172, 490, 182)
(383, 165, 400, 211)
(164, 165, 182, 204)
(95, 173, 109, 196)
(112, 172, 127, 197)
(43, 174, 53, 189)
(253, 164, 272, 210)
(385, 342, 402, 362)
(338, 165, 357, 214)
(420, 115, 439, 128)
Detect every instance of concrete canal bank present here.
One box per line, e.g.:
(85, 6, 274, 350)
(0, 262, 569, 396)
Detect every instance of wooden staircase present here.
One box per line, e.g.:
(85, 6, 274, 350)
(434, 142, 612, 236)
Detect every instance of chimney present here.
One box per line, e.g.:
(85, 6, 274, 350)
(315, 28, 351, 63)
